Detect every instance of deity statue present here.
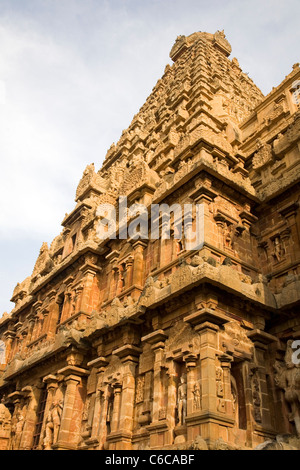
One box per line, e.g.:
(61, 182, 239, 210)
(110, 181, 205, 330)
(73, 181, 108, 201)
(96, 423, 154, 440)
(274, 340, 300, 436)
(192, 382, 201, 410)
(43, 400, 63, 450)
(11, 406, 26, 450)
(0, 400, 11, 447)
(177, 374, 187, 425)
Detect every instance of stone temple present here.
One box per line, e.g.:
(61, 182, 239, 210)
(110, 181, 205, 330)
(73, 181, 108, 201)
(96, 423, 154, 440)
(1, 30, 300, 451)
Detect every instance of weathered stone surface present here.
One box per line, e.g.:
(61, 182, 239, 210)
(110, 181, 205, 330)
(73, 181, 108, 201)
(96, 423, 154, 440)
(1, 30, 300, 451)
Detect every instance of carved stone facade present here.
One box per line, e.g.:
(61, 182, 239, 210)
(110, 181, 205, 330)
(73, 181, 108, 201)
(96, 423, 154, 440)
(1, 31, 300, 450)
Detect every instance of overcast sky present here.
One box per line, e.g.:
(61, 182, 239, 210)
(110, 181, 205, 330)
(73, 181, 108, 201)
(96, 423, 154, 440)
(0, 0, 299, 314)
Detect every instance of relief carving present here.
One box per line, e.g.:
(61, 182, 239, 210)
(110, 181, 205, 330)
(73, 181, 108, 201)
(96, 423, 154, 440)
(135, 376, 145, 404)
(76, 163, 106, 201)
(177, 374, 187, 425)
(252, 139, 273, 171)
(192, 383, 201, 411)
(0, 401, 11, 450)
(11, 402, 27, 450)
(43, 400, 64, 450)
(274, 340, 300, 436)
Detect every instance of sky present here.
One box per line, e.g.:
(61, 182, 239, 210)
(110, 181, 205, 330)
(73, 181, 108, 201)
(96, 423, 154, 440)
(0, 0, 299, 314)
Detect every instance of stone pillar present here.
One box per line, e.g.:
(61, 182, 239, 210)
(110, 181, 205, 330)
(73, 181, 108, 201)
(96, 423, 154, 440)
(79, 260, 101, 314)
(56, 366, 88, 450)
(104, 265, 114, 302)
(104, 250, 119, 302)
(41, 309, 50, 335)
(88, 357, 108, 447)
(110, 384, 122, 433)
(141, 329, 168, 448)
(7, 391, 26, 450)
(118, 363, 136, 433)
(47, 300, 60, 338)
(19, 385, 42, 450)
(113, 344, 141, 449)
(98, 385, 111, 450)
(110, 265, 119, 299)
(242, 359, 254, 447)
(166, 361, 177, 444)
(184, 354, 198, 415)
(219, 355, 234, 415)
(44, 290, 58, 338)
(116, 267, 124, 296)
(153, 344, 165, 423)
(141, 331, 167, 423)
(75, 286, 83, 313)
(62, 292, 72, 322)
(197, 322, 219, 412)
(247, 330, 278, 431)
(126, 256, 134, 288)
(132, 241, 147, 287)
(3, 330, 15, 363)
(37, 375, 59, 450)
(31, 301, 43, 341)
(27, 318, 35, 344)
(184, 307, 232, 446)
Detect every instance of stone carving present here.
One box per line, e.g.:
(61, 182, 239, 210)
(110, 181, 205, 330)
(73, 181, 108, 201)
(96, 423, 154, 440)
(158, 407, 167, 421)
(0, 401, 11, 450)
(43, 400, 64, 450)
(11, 404, 26, 450)
(256, 434, 300, 450)
(177, 374, 187, 425)
(2, 28, 300, 452)
(76, 163, 106, 201)
(213, 30, 232, 56)
(170, 35, 187, 61)
(273, 111, 300, 156)
(193, 383, 201, 411)
(250, 368, 262, 423)
(274, 340, 300, 436)
(32, 242, 54, 280)
(106, 392, 114, 428)
(272, 235, 286, 262)
(216, 368, 224, 398)
(135, 376, 145, 404)
(231, 376, 238, 420)
(263, 102, 285, 125)
(82, 396, 91, 422)
(252, 140, 273, 170)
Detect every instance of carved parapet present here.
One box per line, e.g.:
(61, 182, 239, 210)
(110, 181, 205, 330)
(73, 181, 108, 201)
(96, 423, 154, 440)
(273, 111, 300, 157)
(212, 30, 232, 57)
(31, 243, 54, 281)
(139, 260, 276, 313)
(252, 142, 273, 171)
(76, 163, 106, 202)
